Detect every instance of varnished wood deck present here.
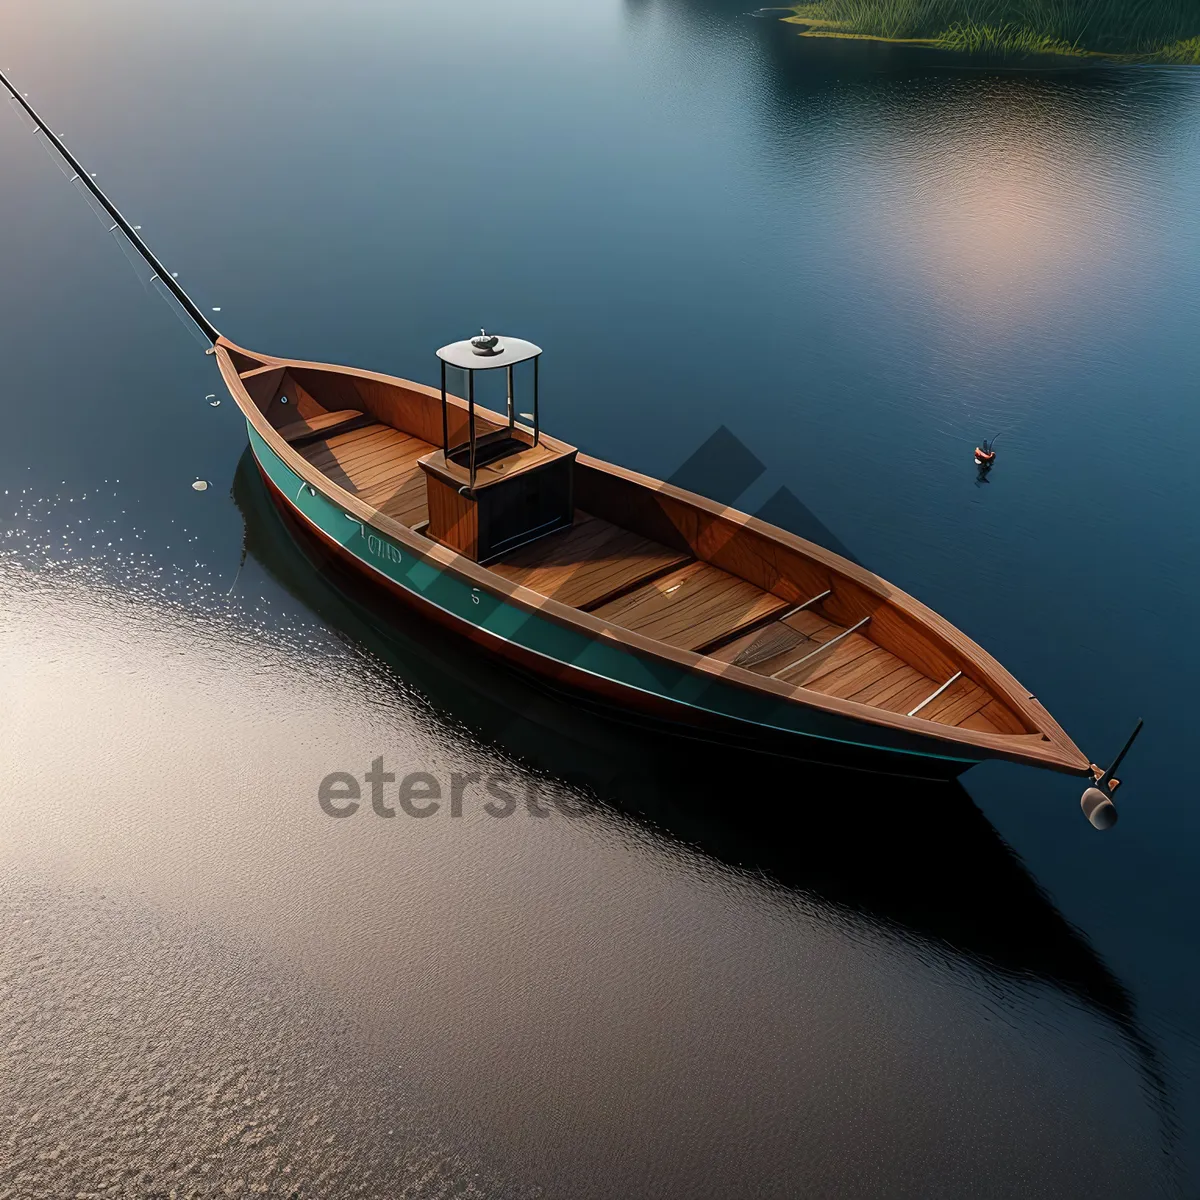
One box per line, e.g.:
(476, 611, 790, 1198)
(591, 560, 790, 652)
(274, 402, 1031, 739)
(488, 512, 691, 610)
(299, 422, 435, 529)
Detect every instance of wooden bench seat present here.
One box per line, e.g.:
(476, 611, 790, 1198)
(276, 408, 368, 445)
(489, 512, 691, 611)
(592, 560, 790, 652)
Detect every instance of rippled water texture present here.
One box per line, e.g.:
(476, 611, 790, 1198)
(2, 1, 1199, 1196)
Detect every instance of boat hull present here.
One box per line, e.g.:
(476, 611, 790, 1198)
(248, 424, 981, 780)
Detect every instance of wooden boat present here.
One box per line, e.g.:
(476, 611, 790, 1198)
(2, 68, 1141, 812)
(208, 332, 1084, 781)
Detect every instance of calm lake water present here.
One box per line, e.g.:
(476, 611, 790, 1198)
(2, 2, 1199, 1196)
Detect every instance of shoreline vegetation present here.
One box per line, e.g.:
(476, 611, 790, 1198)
(785, 2, 1200, 63)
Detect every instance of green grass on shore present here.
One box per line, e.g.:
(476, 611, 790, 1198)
(790, 0, 1200, 60)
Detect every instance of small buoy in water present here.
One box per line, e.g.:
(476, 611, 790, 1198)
(1081, 786, 1118, 830)
(191, 479, 209, 492)
(209, 398, 220, 407)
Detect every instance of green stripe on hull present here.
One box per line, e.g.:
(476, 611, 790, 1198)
(247, 425, 979, 769)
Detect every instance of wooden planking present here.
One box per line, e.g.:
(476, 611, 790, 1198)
(807, 646, 904, 700)
(302, 428, 430, 491)
(715, 630, 938, 718)
(575, 459, 989, 693)
(358, 458, 427, 500)
(921, 679, 992, 727)
(277, 409, 366, 444)
(958, 709, 1002, 735)
(368, 468, 430, 528)
(850, 663, 924, 707)
(300, 423, 382, 460)
(712, 609, 838, 672)
(308, 436, 398, 475)
(775, 629, 877, 689)
(956, 709, 1044, 738)
(489, 512, 691, 611)
(875, 675, 947, 717)
(593, 561, 789, 652)
(425, 472, 478, 558)
(353, 452, 430, 493)
(820, 577, 961, 686)
(307, 427, 420, 471)
(297, 423, 436, 530)
(345, 442, 431, 490)
(976, 698, 1028, 735)
(711, 622, 808, 669)
(914, 675, 974, 720)
(298, 425, 375, 466)
(780, 609, 839, 641)
(936, 689, 992, 727)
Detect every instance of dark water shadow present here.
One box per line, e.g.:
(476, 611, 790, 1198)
(231, 448, 1174, 1145)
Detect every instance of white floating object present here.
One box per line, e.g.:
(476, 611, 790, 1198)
(519, 412, 534, 421)
(171, 272, 179, 278)
(212, 307, 221, 313)
(209, 399, 221, 407)
(191, 480, 209, 492)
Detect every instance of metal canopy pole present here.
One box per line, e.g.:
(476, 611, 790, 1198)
(533, 355, 540, 446)
(468, 369, 477, 487)
(440, 359, 449, 454)
(506, 364, 514, 430)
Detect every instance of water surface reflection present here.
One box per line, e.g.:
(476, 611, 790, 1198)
(3, 0, 1199, 1194)
(0, 455, 1175, 1196)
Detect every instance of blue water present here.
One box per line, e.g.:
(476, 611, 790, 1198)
(2, 2, 1199, 1195)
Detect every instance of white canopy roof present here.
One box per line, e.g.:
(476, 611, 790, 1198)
(436, 334, 542, 371)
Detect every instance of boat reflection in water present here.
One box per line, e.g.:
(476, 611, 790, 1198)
(232, 447, 1169, 1133)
